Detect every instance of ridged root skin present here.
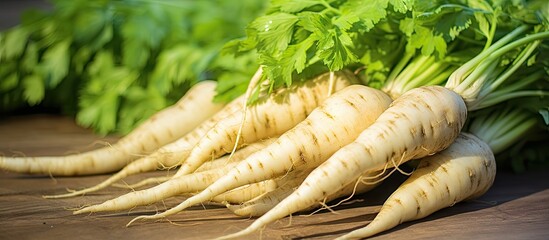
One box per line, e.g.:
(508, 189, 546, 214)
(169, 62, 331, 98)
(338, 133, 496, 239)
(127, 85, 392, 226)
(219, 86, 467, 239)
(0, 81, 223, 176)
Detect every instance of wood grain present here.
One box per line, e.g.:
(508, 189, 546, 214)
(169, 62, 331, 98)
(0, 115, 548, 240)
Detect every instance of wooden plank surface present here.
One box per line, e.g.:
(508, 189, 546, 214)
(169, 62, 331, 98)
(0, 115, 548, 240)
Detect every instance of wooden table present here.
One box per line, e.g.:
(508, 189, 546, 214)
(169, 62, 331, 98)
(1, 115, 548, 239)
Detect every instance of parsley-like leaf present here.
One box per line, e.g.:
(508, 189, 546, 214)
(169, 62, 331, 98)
(250, 13, 299, 55)
(39, 40, 70, 88)
(22, 74, 45, 105)
(337, 0, 389, 31)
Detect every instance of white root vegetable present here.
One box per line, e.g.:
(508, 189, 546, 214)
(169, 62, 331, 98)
(170, 71, 354, 180)
(210, 180, 278, 205)
(227, 168, 385, 217)
(74, 164, 237, 214)
(0, 81, 223, 176)
(220, 85, 467, 238)
(224, 168, 314, 216)
(73, 139, 274, 214)
(44, 96, 246, 198)
(121, 71, 355, 190)
(127, 84, 393, 225)
(338, 133, 496, 239)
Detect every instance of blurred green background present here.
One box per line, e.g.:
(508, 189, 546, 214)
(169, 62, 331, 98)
(0, 0, 265, 134)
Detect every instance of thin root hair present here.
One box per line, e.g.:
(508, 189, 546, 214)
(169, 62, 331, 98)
(391, 151, 413, 176)
(328, 71, 336, 97)
(112, 179, 136, 191)
(284, 213, 293, 227)
(360, 152, 409, 185)
(9, 150, 27, 158)
(226, 67, 263, 164)
(47, 171, 58, 184)
(361, 161, 391, 180)
(328, 176, 364, 210)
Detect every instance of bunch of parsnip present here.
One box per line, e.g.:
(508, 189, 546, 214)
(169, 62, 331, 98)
(1, 0, 548, 239)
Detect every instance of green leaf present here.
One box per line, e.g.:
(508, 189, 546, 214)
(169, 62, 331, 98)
(121, 14, 167, 50)
(474, 11, 491, 40)
(78, 65, 138, 134)
(250, 12, 299, 54)
(39, 40, 71, 88)
(123, 40, 150, 69)
(316, 29, 359, 71)
(540, 108, 549, 125)
(21, 42, 38, 72)
(298, 11, 331, 33)
(211, 50, 259, 102)
(390, 0, 414, 13)
(77, 91, 119, 135)
(118, 86, 166, 134)
(88, 50, 114, 76)
(151, 44, 204, 94)
(1, 73, 18, 92)
(359, 34, 404, 88)
(88, 23, 112, 51)
(22, 74, 44, 105)
(73, 8, 106, 43)
(273, 0, 324, 13)
(408, 25, 448, 58)
(399, 17, 415, 36)
(72, 46, 92, 74)
(214, 71, 252, 103)
(1, 27, 29, 60)
(424, 5, 475, 41)
(337, 0, 389, 31)
(0, 0, 268, 133)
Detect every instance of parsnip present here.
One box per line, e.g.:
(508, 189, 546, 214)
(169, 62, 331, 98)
(170, 71, 354, 180)
(338, 133, 496, 239)
(220, 85, 467, 238)
(73, 139, 274, 213)
(126, 84, 392, 225)
(210, 180, 278, 205)
(0, 81, 223, 176)
(44, 95, 246, 198)
(226, 169, 385, 217)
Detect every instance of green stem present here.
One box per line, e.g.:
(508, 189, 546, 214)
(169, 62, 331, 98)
(472, 90, 549, 111)
(385, 50, 415, 83)
(450, 29, 549, 109)
(403, 61, 447, 91)
(489, 118, 537, 154)
(321, 0, 341, 15)
(454, 50, 503, 95)
(492, 111, 528, 141)
(426, 66, 457, 86)
(396, 55, 431, 86)
(482, 10, 498, 51)
(446, 25, 529, 90)
(469, 108, 538, 154)
(479, 109, 521, 143)
(457, 59, 500, 104)
(478, 41, 540, 98)
(485, 31, 549, 62)
(489, 71, 544, 96)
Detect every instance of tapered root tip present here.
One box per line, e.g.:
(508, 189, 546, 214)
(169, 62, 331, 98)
(73, 206, 93, 215)
(43, 191, 82, 199)
(334, 227, 376, 240)
(73, 209, 84, 215)
(126, 215, 150, 227)
(216, 227, 257, 240)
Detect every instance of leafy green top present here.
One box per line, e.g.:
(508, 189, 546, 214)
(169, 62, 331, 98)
(224, 0, 548, 97)
(0, 0, 266, 134)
